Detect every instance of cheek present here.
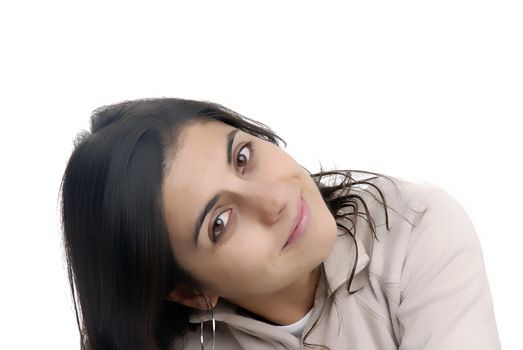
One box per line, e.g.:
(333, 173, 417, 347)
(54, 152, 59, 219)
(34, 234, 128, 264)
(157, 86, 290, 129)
(220, 235, 276, 275)
(208, 237, 283, 294)
(297, 178, 338, 260)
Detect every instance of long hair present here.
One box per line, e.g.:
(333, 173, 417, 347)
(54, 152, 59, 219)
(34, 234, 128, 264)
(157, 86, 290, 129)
(59, 98, 413, 350)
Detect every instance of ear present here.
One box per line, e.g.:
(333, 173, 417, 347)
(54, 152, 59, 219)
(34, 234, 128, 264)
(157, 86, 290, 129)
(166, 287, 219, 311)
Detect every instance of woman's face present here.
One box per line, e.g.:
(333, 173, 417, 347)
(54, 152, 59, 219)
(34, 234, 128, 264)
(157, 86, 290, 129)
(162, 119, 337, 302)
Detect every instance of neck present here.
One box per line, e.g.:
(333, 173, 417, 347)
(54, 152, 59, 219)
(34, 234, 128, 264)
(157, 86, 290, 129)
(228, 265, 321, 326)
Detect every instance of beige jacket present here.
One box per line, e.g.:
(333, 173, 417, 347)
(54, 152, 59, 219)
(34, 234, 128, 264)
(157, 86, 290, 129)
(171, 176, 502, 349)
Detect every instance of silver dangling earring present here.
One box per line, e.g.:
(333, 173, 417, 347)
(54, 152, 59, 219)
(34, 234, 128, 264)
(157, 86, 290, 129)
(200, 307, 215, 350)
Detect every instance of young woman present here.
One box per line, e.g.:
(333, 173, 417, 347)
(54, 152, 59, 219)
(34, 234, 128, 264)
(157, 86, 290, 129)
(60, 98, 501, 350)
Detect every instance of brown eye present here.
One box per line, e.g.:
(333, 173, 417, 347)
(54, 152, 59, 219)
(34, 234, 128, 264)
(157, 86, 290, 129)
(210, 209, 231, 242)
(236, 142, 253, 171)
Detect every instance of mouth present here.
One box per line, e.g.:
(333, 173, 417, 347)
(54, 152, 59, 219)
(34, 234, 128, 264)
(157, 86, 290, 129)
(282, 192, 310, 250)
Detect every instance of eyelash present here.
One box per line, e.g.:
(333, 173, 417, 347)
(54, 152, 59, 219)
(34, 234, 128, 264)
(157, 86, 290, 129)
(209, 141, 255, 244)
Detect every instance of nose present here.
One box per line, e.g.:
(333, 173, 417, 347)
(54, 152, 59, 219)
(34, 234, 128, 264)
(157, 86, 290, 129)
(240, 179, 289, 226)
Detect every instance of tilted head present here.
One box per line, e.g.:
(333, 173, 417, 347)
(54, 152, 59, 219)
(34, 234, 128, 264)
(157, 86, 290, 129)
(60, 98, 338, 349)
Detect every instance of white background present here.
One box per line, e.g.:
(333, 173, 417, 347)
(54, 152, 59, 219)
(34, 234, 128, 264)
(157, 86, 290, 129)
(1, 0, 521, 349)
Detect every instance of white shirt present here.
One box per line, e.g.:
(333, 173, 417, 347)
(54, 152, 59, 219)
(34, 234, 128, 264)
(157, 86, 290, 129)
(273, 307, 314, 338)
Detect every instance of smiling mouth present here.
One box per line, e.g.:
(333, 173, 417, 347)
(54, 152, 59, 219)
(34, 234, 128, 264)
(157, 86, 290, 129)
(282, 193, 309, 250)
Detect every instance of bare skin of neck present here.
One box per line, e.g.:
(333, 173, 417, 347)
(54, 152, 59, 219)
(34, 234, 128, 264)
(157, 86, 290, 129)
(226, 265, 321, 326)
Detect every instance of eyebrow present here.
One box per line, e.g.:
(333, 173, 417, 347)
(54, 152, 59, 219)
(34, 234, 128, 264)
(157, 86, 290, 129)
(193, 128, 240, 247)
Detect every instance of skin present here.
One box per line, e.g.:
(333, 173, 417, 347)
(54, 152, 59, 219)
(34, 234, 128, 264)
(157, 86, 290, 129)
(162, 119, 338, 325)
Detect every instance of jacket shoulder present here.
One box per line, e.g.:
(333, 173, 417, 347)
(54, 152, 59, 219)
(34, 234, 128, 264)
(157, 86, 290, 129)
(347, 173, 437, 231)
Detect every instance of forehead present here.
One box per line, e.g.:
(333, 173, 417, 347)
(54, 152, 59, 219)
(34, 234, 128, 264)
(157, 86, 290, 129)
(162, 120, 235, 244)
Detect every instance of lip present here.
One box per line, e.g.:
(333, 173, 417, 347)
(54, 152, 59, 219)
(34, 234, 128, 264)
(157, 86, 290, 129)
(282, 193, 310, 250)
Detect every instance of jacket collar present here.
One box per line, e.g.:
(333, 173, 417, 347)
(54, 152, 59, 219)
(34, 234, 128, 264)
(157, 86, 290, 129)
(320, 228, 371, 299)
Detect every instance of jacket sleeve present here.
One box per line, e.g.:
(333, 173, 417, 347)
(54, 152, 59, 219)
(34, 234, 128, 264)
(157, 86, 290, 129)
(395, 186, 502, 350)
